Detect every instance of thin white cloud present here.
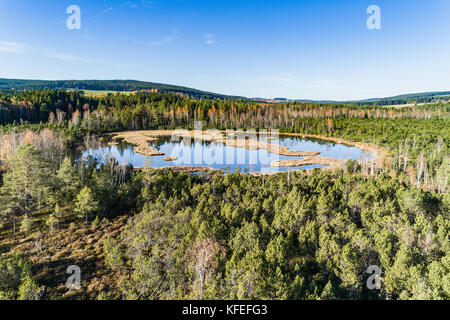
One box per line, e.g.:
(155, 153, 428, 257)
(91, 7, 114, 19)
(87, 2, 135, 22)
(151, 34, 176, 46)
(42, 49, 143, 69)
(0, 41, 31, 54)
(255, 73, 295, 83)
(119, 1, 137, 9)
(119, 1, 132, 8)
(0, 39, 147, 72)
(301, 80, 332, 89)
(257, 77, 294, 83)
(121, 28, 178, 46)
(120, 36, 148, 46)
(120, 36, 147, 46)
(253, 74, 334, 90)
(141, 0, 158, 8)
(43, 49, 99, 63)
(204, 34, 219, 45)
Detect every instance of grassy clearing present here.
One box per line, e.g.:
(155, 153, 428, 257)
(66, 89, 133, 97)
(0, 215, 128, 299)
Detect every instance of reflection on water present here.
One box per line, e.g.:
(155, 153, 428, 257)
(82, 135, 371, 173)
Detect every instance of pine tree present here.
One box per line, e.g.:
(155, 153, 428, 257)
(0, 144, 51, 229)
(56, 157, 81, 205)
(18, 274, 43, 300)
(20, 217, 33, 236)
(74, 186, 99, 223)
(46, 214, 58, 233)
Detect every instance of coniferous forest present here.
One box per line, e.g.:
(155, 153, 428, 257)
(2, 3, 450, 316)
(0, 88, 448, 300)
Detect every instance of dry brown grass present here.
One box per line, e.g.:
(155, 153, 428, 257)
(110, 132, 163, 156)
(0, 216, 128, 299)
(271, 156, 343, 169)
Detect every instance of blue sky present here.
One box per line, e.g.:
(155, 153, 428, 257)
(0, 0, 449, 100)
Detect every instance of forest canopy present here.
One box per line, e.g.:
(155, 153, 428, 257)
(0, 88, 448, 300)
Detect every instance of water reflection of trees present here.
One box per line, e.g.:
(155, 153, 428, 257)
(149, 136, 172, 148)
(281, 135, 336, 147)
(152, 135, 342, 151)
(114, 142, 134, 157)
(149, 136, 215, 148)
(75, 134, 368, 170)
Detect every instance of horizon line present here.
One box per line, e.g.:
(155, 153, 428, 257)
(0, 77, 449, 103)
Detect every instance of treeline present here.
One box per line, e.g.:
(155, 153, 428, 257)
(0, 90, 448, 191)
(69, 105, 449, 193)
(355, 91, 450, 106)
(87, 93, 450, 130)
(1, 89, 449, 128)
(0, 89, 96, 124)
(0, 79, 243, 100)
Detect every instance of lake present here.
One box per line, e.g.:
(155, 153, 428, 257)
(82, 134, 371, 173)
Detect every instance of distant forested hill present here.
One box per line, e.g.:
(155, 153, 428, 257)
(353, 91, 450, 106)
(293, 92, 450, 106)
(0, 78, 245, 100)
(1, 78, 448, 105)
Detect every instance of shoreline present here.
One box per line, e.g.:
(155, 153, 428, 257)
(107, 129, 388, 170)
(109, 130, 321, 158)
(271, 156, 341, 169)
(110, 132, 164, 156)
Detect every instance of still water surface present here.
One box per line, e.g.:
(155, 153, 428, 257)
(82, 135, 370, 173)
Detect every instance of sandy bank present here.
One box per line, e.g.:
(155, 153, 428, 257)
(271, 156, 342, 169)
(135, 165, 214, 173)
(278, 133, 387, 163)
(109, 130, 321, 158)
(110, 132, 164, 156)
(107, 129, 388, 169)
(163, 156, 178, 161)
